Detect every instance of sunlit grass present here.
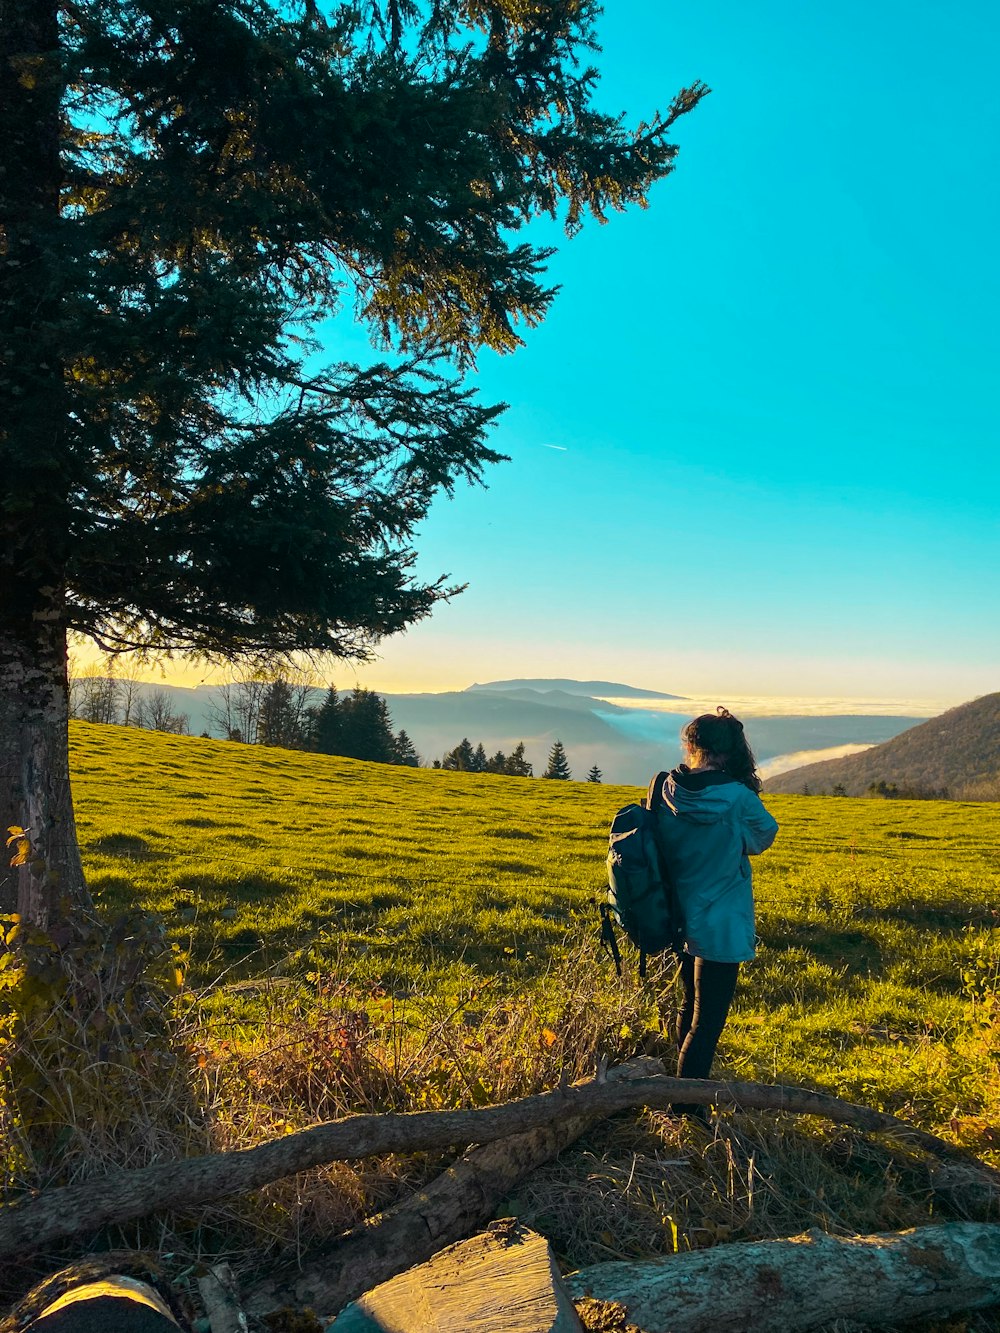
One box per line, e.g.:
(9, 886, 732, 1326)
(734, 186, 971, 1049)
(14, 719, 993, 1291)
(71, 720, 1000, 1139)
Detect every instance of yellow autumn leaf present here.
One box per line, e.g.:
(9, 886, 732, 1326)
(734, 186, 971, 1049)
(6, 827, 30, 868)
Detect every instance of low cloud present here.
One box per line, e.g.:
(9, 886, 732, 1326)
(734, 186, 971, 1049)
(760, 743, 874, 779)
(600, 694, 949, 719)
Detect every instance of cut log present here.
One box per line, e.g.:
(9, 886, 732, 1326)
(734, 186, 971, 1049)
(21, 1276, 182, 1333)
(327, 1222, 582, 1332)
(1, 1073, 995, 1263)
(566, 1222, 1000, 1332)
(245, 1110, 596, 1316)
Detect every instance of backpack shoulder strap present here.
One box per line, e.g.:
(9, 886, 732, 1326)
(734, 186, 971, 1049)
(645, 769, 675, 886)
(646, 769, 671, 813)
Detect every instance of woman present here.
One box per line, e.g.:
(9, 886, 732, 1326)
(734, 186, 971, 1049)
(655, 707, 778, 1113)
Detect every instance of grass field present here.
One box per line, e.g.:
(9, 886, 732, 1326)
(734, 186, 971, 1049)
(73, 720, 1000, 1123)
(37, 721, 1000, 1292)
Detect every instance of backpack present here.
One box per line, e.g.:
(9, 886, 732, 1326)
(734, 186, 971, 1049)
(601, 770, 685, 977)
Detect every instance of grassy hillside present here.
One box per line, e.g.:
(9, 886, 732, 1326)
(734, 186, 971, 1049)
(46, 721, 1000, 1289)
(767, 691, 1000, 796)
(72, 720, 611, 998)
(71, 720, 1000, 1115)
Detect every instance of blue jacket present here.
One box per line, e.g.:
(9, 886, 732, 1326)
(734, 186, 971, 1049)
(654, 767, 778, 963)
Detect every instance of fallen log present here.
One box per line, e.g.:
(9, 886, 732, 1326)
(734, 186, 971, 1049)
(20, 1277, 183, 1333)
(244, 1109, 598, 1315)
(327, 1222, 582, 1333)
(1, 1074, 997, 1260)
(0, 1257, 190, 1333)
(565, 1222, 1000, 1332)
(242, 1062, 1000, 1320)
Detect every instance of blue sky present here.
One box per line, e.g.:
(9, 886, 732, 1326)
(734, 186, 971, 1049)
(130, 4, 995, 706)
(332, 0, 998, 703)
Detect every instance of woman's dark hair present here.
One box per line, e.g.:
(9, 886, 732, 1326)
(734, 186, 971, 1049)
(682, 706, 762, 793)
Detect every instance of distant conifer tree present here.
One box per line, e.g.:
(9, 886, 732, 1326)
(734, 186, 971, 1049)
(308, 686, 343, 755)
(471, 742, 488, 773)
(587, 765, 603, 783)
(258, 678, 302, 749)
(487, 749, 508, 774)
(543, 740, 571, 780)
(394, 729, 420, 767)
(506, 741, 534, 777)
(338, 689, 396, 763)
(442, 737, 476, 771)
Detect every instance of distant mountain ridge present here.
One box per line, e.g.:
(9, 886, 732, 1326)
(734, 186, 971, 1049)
(70, 674, 926, 786)
(467, 678, 683, 699)
(766, 692, 1000, 796)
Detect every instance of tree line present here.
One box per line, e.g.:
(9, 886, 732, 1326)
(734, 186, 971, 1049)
(796, 780, 955, 800)
(248, 681, 419, 768)
(433, 737, 602, 782)
(69, 660, 419, 767)
(70, 661, 190, 735)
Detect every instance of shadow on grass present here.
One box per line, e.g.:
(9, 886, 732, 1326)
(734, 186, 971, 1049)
(182, 871, 295, 902)
(216, 832, 267, 847)
(855, 898, 991, 931)
(767, 923, 884, 976)
(88, 833, 167, 860)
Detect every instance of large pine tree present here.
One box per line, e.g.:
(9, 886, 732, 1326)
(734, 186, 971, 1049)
(0, 0, 705, 924)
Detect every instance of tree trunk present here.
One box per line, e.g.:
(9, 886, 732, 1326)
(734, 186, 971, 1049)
(0, 0, 90, 925)
(566, 1223, 1000, 1332)
(0, 595, 89, 927)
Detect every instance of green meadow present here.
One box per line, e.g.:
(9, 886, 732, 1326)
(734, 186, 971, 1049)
(72, 719, 1000, 1131)
(52, 719, 1000, 1282)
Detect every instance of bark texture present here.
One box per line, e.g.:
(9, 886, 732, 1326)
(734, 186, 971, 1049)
(0, 600, 88, 927)
(245, 1111, 597, 1317)
(1, 1074, 995, 1264)
(0, 0, 89, 924)
(566, 1223, 1000, 1332)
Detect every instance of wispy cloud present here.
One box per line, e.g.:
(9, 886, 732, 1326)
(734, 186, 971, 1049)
(541, 443, 568, 451)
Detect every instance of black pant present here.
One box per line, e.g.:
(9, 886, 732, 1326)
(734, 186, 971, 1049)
(673, 954, 740, 1113)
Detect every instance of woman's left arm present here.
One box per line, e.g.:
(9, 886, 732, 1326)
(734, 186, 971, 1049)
(741, 789, 779, 855)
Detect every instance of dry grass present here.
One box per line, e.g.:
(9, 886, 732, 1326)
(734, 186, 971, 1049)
(5, 927, 1000, 1330)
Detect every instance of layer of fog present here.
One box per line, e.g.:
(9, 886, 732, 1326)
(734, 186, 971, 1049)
(759, 743, 874, 780)
(596, 694, 950, 719)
